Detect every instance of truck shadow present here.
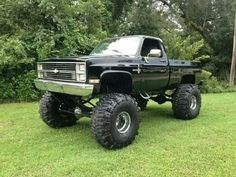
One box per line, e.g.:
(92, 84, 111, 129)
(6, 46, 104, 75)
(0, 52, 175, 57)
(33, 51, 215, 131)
(141, 105, 174, 121)
(74, 104, 174, 128)
(41, 104, 178, 150)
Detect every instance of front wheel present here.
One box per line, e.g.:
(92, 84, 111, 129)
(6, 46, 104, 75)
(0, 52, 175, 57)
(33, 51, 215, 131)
(39, 92, 77, 128)
(172, 84, 201, 120)
(91, 93, 140, 149)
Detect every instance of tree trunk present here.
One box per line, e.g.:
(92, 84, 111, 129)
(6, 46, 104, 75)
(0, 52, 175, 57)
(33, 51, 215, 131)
(229, 13, 236, 85)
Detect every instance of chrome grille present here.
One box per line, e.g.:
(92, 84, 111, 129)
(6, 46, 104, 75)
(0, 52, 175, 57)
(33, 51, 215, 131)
(45, 72, 74, 80)
(38, 62, 85, 82)
(42, 63, 75, 71)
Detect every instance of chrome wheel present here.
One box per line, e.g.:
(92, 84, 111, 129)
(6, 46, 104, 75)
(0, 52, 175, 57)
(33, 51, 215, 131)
(116, 111, 131, 134)
(190, 95, 197, 110)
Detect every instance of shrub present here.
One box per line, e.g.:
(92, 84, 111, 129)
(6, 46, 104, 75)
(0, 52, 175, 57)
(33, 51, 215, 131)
(163, 32, 210, 61)
(15, 71, 41, 102)
(0, 70, 41, 103)
(0, 79, 15, 102)
(200, 70, 236, 93)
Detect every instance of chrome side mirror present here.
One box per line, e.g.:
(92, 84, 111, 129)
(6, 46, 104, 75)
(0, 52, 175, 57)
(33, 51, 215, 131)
(148, 49, 162, 58)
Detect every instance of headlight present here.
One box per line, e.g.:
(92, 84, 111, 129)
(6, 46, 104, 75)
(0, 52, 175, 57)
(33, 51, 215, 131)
(37, 64, 43, 71)
(76, 63, 86, 82)
(79, 64, 85, 71)
(76, 64, 86, 72)
(38, 72, 43, 78)
(77, 74, 86, 82)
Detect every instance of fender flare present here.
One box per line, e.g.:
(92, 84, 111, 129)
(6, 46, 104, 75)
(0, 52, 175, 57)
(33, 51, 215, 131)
(100, 70, 133, 79)
(99, 70, 133, 93)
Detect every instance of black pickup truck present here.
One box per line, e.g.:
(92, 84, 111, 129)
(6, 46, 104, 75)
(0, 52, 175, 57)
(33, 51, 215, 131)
(35, 35, 202, 149)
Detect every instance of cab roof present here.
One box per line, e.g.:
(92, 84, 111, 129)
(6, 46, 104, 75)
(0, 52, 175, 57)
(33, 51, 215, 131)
(111, 35, 163, 43)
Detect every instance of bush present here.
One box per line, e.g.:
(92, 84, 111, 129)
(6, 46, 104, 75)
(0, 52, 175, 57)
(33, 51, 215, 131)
(163, 31, 210, 61)
(200, 70, 236, 93)
(0, 79, 15, 101)
(0, 70, 41, 103)
(15, 71, 41, 102)
(0, 0, 110, 103)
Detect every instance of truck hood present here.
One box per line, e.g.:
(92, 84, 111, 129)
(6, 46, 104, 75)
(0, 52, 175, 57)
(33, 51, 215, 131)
(42, 55, 138, 63)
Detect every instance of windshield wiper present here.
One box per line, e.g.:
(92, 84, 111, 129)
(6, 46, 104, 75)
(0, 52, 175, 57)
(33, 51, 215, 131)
(111, 49, 123, 54)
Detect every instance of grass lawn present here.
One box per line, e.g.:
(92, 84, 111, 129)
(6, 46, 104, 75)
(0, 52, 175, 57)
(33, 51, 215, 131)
(0, 93, 236, 177)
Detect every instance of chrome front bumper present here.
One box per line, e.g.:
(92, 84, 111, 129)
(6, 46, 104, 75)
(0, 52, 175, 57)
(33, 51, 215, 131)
(34, 79, 94, 97)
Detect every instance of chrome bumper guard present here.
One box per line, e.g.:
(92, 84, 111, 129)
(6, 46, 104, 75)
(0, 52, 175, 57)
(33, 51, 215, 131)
(34, 79, 94, 97)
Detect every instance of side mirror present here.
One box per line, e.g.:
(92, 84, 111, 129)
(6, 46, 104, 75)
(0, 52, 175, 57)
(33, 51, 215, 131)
(148, 49, 162, 58)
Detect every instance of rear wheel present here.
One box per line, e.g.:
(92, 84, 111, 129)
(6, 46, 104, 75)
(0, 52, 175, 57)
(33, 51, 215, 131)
(39, 92, 77, 128)
(92, 93, 139, 149)
(172, 84, 201, 120)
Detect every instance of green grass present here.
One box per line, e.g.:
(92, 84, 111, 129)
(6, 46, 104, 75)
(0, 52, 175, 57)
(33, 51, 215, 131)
(0, 93, 236, 177)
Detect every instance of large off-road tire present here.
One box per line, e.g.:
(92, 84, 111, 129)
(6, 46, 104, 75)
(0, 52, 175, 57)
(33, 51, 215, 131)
(39, 92, 77, 128)
(135, 96, 148, 110)
(172, 84, 201, 120)
(92, 93, 139, 149)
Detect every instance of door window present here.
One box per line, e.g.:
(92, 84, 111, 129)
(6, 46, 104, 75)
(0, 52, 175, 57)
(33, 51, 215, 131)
(141, 39, 163, 57)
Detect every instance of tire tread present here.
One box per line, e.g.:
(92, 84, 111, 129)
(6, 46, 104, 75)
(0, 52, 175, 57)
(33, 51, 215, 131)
(91, 93, 139, 149)
(39, 92, 77, 128)
(172, 84, 201, 120)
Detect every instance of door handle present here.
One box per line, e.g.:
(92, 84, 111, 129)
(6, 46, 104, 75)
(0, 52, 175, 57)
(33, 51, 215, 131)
(160, 59, 167, 62)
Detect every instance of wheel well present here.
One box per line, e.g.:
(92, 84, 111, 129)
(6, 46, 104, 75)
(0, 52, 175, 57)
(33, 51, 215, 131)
(100, 72, 133, 94)
(181, 75, 195, 84)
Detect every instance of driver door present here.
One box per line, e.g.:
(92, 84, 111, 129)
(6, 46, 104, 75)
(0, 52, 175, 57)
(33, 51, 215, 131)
(140, 38, 169, 92)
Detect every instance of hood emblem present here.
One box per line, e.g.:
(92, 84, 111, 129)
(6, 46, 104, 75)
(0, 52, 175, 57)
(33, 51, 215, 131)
(53, 69, 59, 74)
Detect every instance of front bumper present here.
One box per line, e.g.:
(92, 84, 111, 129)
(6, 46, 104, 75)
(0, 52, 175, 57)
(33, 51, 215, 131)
(34, 79, 94, 97)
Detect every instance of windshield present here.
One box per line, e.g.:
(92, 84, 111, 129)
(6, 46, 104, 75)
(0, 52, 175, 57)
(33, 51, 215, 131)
(90, 37, 141, 57)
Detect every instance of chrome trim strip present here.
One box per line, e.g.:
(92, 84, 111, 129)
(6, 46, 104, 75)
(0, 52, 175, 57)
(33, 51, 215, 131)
(40, 70, 75, 74)
(38, 62, 85, 64)
(34, 79, 94, 97)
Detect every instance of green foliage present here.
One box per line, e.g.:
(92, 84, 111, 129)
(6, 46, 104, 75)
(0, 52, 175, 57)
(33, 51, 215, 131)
(166, 0, 236, 77)
(163, 32, 209, 60)
(200, 70, 236, 93)
(0, 0, 110, 60)
(0, 79, 14, 101)
(0, 0, 109, 102)
(15, 71, 41, 102)
(118, 0, 163, 36)
(0, 71, 41, 102)
(0, 35, 34, 70)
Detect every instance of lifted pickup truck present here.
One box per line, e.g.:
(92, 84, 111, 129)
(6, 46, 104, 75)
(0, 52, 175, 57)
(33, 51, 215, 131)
(35, 35, 202, 149)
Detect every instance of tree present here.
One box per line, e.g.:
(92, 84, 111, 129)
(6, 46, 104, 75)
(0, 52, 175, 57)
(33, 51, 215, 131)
(158, 0, 236, 79)
(117, 0, 165, 36)
(0, 0, 110, 101)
